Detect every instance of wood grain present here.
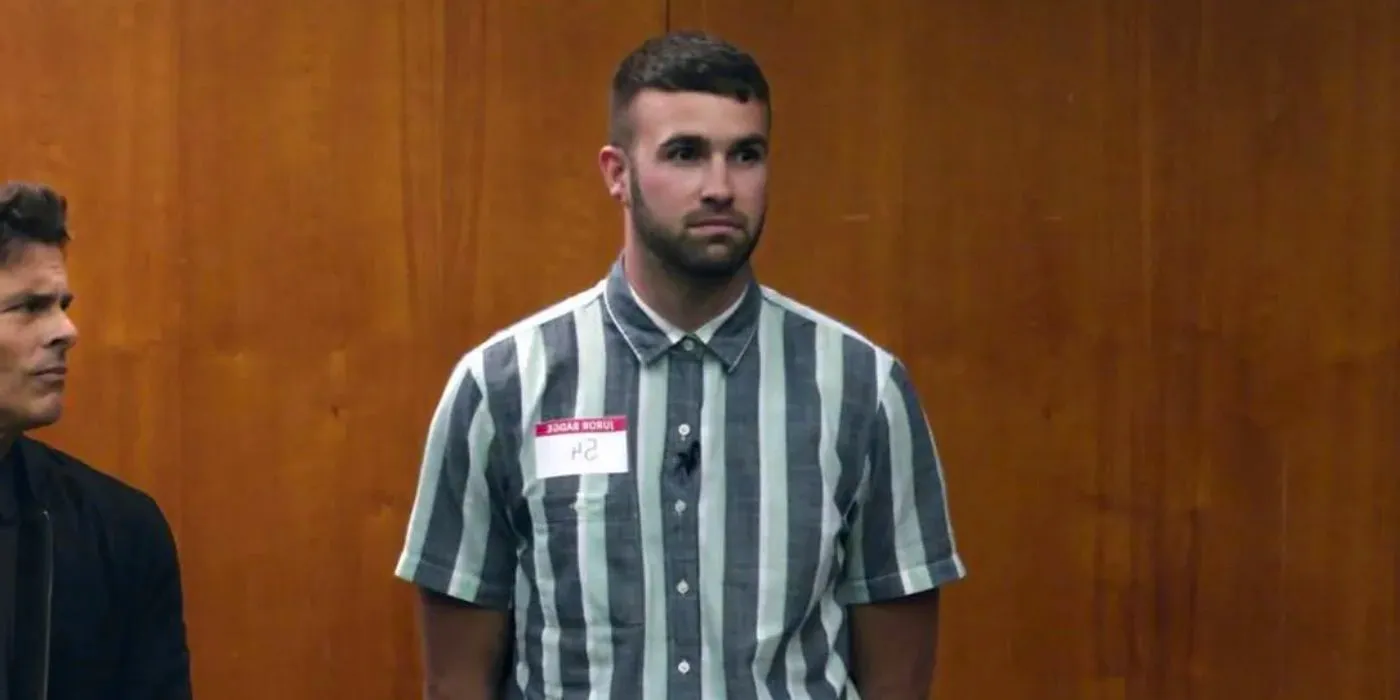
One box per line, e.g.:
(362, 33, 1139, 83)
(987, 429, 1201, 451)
(2, 0, 1395, 697)
(4, 1, 660, 697)
(674, 0, 1398, 697)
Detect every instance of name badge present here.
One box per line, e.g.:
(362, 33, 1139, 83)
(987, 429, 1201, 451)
(533, 416, 630, 479)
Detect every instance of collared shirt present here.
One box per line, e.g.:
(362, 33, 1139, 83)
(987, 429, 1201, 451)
(396, 259, 966, 699)
(627, 281, 747, 345)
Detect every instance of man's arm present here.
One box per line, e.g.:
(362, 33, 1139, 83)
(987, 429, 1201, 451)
(837, 358, 966, 699)
(396, 353, 518, 699)
(417, 590, 512, 698)
(850, 588, 942, 698)
(118, 493, 193, 700)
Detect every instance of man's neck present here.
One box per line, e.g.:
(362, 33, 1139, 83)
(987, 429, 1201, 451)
(623, 245, 751, 334)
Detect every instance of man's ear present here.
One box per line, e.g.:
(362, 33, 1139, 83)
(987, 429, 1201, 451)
(597, 145, 630, 203)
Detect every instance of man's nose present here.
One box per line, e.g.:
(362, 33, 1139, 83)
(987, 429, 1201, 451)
(49, 311, 78, 349)
(700, 157, 735, 206)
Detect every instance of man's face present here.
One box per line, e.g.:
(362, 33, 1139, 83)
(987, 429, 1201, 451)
(605, 89, 770, 281)
(0, 243, 77, 433)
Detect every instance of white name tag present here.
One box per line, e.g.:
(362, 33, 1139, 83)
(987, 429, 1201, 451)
(533, 416, 630, 479)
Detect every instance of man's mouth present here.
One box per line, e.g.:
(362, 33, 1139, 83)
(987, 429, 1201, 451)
(689, 218, 743, 231)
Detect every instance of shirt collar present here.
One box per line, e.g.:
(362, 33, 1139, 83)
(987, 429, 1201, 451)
(602, 258, 762, 372)
(627, 280, 745, 345)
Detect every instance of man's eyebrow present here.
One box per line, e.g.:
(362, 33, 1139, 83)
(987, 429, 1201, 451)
(0, 290, 72, 307)
(660, 133, 707, 146)
(657, 133, 768, 150)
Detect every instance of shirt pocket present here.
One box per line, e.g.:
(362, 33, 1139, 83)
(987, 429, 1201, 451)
(531, 473, 637, 528)
(525, 473, 644, 629)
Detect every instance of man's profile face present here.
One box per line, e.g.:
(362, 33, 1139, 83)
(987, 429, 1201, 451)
(611, 89, 770, 281)
(0, 242, 77, 433)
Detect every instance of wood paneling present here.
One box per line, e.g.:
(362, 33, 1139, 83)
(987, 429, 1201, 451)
(1141, 2, 1398, 696)
(3, 0, 1396, 698)
(3, 1, 661, 698)
(674, 0, 1399, 698)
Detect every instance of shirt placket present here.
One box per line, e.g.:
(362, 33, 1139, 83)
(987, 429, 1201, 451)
(661, 335, 706, 698)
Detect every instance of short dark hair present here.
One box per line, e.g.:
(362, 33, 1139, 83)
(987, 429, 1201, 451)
(0, 181, 69, 265)
(608, 30, 771, 148)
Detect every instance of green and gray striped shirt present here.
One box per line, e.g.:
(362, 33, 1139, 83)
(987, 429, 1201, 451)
(396, 259, 966, 699)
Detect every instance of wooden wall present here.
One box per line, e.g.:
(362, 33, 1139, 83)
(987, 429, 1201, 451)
(3, 0, 1396, 698)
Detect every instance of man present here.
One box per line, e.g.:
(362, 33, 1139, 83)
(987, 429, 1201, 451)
(396, 31, 965, 699)
(0, 181, 192, 700)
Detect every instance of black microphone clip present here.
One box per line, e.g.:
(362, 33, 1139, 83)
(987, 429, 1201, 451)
(677, 439, 700, 475)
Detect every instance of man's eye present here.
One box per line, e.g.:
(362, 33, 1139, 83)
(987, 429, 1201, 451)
(666, 144, 702, 161)
(735, 148, 765, 163)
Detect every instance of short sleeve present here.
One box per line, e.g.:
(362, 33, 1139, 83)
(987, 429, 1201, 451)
(835, 359, 966, 605)
(395, 354, 516, 609)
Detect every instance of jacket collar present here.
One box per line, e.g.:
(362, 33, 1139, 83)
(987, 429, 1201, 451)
(600, 258, 762, 373)
(4, 437, 51, 515)
(0, 443, 15, 523)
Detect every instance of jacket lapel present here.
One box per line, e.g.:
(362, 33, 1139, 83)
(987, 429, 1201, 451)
(11, 442, 52, 700)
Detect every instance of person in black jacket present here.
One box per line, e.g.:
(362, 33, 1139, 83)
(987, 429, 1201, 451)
(0, 181, 193, 700)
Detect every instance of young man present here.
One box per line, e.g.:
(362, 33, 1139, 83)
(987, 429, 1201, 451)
(0, 181, 192, 700)
(397, 31, 966, 699)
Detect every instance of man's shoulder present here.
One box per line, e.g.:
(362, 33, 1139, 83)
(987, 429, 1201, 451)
(22, 437, 168, 527)
(446, 281, 606, 390)
(757, 284, 902, 375)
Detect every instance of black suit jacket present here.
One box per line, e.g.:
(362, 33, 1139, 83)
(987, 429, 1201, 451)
(8, 436, 192, 700)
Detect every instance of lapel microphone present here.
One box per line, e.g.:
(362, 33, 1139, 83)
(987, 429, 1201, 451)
(677, 439, 700, 476)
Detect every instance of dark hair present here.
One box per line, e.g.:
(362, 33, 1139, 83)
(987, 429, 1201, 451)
(0, 181, 69, 265)
(608, 30, 771, 148)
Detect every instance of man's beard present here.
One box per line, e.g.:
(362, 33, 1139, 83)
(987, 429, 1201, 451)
(628, 173, 763, 282)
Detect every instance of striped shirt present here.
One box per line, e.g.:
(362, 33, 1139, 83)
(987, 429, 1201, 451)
(396, 259, 966, 699)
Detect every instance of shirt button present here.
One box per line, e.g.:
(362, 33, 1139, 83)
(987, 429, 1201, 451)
(677, 660, 691, 674)
(674, 500, 687, 515)
(681, 338, 696, 352)
(678, 423, 691, 438)
(676, 579, 690, 595)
